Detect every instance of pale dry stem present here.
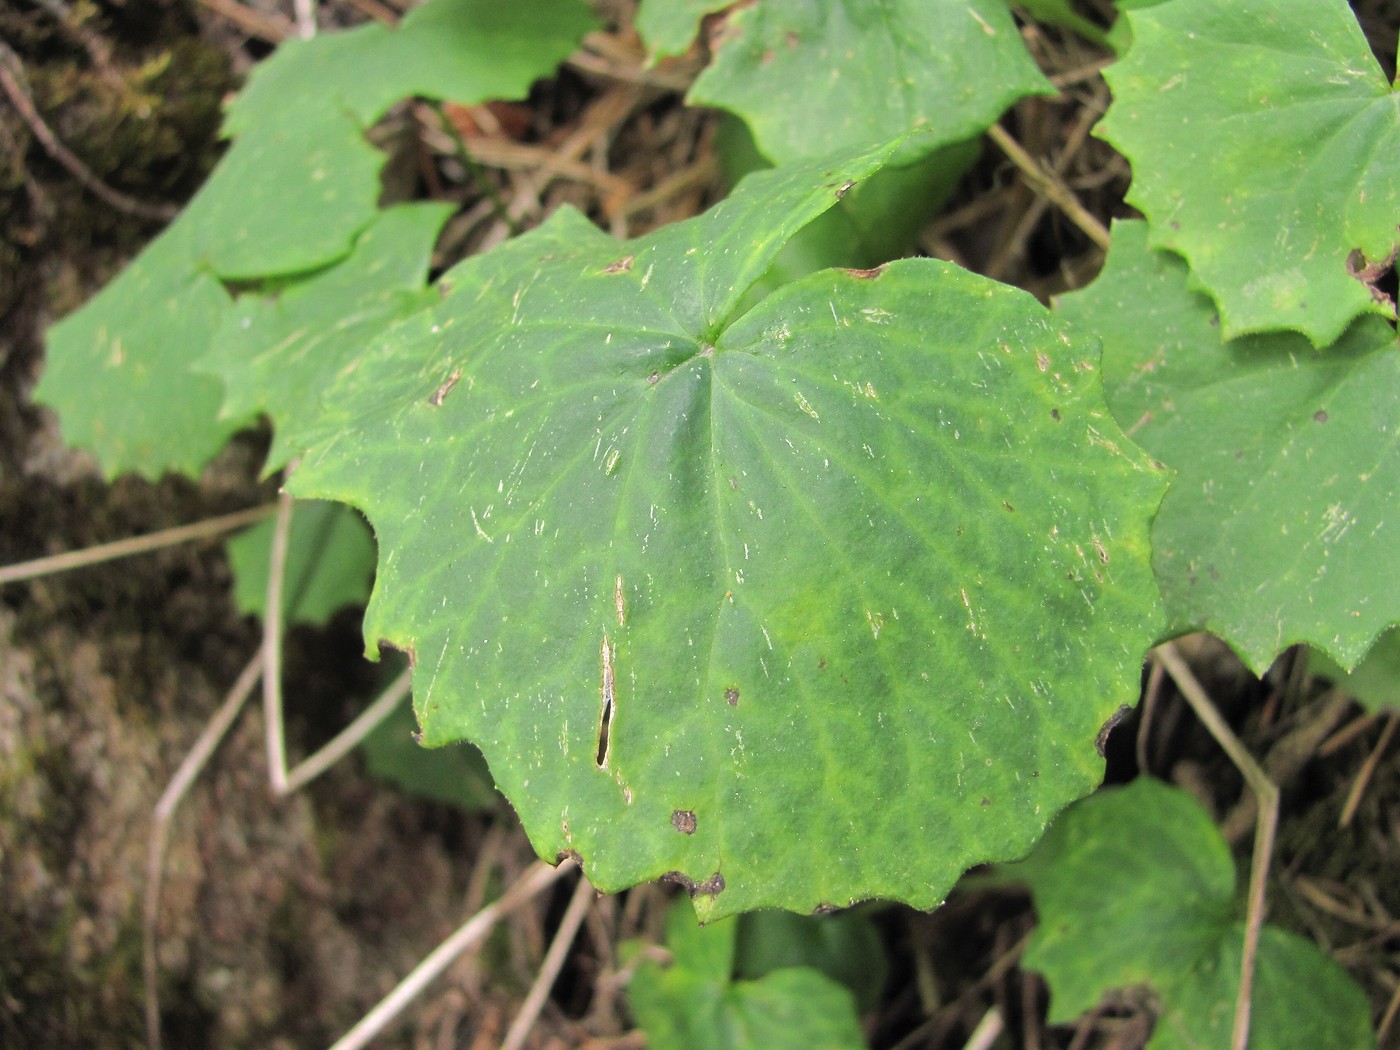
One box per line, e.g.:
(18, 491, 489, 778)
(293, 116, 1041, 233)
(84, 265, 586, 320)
(1156, 641, 1279, 1050)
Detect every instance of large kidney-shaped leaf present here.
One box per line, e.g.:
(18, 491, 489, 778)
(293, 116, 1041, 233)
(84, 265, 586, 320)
(290, 140, 1166, 919)
(1099, 0, 1400, 346)
(1006, 779, 1375, 1050)
(689, 0, 1052, 165)
(35, 0, 596, 480)
(1058, 221, 1400, 675)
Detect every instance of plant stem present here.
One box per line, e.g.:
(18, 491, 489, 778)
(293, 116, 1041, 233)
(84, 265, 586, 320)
(0, 503, 277, 586)
(262, 488, 295, 795)
(329, 858, 576, 1050)
(1155, 641, 1279, 1050)
(500, 871, 596, 1050)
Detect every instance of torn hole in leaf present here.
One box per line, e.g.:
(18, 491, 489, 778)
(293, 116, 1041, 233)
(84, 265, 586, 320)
(1346, 247, 1398, 322)
(596, 634, 615, 768)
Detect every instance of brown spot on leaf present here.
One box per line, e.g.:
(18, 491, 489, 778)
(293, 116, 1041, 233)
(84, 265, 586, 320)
(724, 687, 739, 706)
(1002, 501, 1015, 513)
(671, 810, 697, 834)
(842, 264, 886, 279)
(601, 255, 634, 275)
(663, 870, 726, 898)
(1050, 408, 1061, 421)
(429, 369, 461, 407)
(1314, 409, 1328, 423)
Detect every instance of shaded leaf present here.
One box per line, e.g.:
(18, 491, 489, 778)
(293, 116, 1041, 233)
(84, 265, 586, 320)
(689, 0, 1052, 165)
(225, 499, 376, 627)
(1058, 221, 1400, 674)
(290, 140, 1166, 918)
(362, 696, 500, 811)
(635, 0, 728, 57)
(625, 900, 868, 1050)
(1005, 778, 1375, 1050)
(1100, 0, 1400, 345)
(734, 909, 887, 1013)
(1309, 628, 1400, 712)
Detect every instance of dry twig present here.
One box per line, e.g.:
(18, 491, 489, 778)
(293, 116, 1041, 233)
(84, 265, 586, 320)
(1156, 642, 1279, 1050)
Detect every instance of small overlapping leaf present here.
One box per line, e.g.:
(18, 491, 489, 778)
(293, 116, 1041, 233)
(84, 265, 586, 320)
(1309, 629, 1400, 712)
(1100, 0, 1400, 345)
(624, 900, 867, 1050)
(291, 140, 1165, 918)
(1006, 779, 1375, 1049)
(36, 0, 596, 480)
(1058, 221, 1400, 675)
(201, 203, 454, 474)
(689, 0, 1052, 165)
(226, 500, 377, 627)
(635, 0, 727, 57)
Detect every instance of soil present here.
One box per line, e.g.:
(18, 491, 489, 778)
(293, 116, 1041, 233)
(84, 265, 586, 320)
(1, 1, 1396, 1048)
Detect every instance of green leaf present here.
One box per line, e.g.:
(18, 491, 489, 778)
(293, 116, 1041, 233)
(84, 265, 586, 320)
(201, 203, 454, 474)
(225, 499, 377, 627)
(35, 0, 596, 480)
(35, 220, 242, 480)
(1058, 221, 1400, 675)
(713, 115, 978, 309)
(688, 0, 1052, 165)
(225, 0, 596, 139)
(291, 140, 1166, 918)
(1005, 779, 1375, 1050)
(361, 696, 500, 811)
(635, 0, 727, 57)
(1099, 0, 1400, 345)
(1308, 628, 1400, 712)
(734, 909, 887, 1013)
(625, 901, 868, 1050)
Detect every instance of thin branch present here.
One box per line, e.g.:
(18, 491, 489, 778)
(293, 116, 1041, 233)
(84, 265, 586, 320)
(0, 503, 278, 586)
(329, 858, 577, 1050)
(145, 645, 264, 1050)
(986, 122, 1111, 251)
(281, 666, 412, 794)
(292, 0, 316, 38)
(1155, 642, 1279, 1050)
(500, 872, 596, 1050)
(962, 1008, 1005, 1050)
(1339, 710, 1397, 828)
(196, 0, 294, 41)
(262, 488, 295, 795)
